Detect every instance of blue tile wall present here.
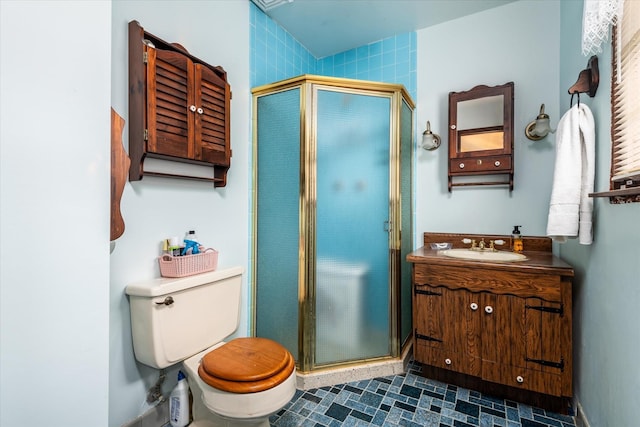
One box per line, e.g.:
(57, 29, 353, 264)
(250, 3, 317, 87)
(250, 3, 416, 100)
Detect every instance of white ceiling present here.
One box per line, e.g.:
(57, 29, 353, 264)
(253, 0, 518, 58)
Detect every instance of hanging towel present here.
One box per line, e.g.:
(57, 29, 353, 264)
(546, 103, 595, 244)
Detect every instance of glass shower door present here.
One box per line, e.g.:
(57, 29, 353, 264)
(255, 88, 301, 360)
(314, 88, 391, 365)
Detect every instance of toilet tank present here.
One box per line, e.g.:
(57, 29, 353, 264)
(125, 266, 244, 369)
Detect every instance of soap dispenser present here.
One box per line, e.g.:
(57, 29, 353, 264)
(511, 225, 523, 253)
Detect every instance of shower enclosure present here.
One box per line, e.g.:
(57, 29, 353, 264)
(251, 75, 414, 373)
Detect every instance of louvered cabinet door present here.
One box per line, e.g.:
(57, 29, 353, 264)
(146, 47, 194, 158)
(194, 63, 231, 166)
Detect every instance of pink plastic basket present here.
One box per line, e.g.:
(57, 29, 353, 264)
(158, 248, 218, 278)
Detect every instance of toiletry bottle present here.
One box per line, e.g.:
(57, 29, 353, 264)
(169, 236, 181, 257)
(169, 371, 190, 427)
(512, 225, 523, 253)
(182, 230, 200, 255)
(184, 230, 198, 243)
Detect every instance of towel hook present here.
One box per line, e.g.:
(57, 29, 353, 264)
(568, 55, 599, 99)
(570, 92, 580, 108)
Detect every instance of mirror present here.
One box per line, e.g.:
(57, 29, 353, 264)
(457, 95, 504, 152)
(448, 82, 514, 191)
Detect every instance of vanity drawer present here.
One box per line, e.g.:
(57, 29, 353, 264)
(449, 155, 512, 175)
(415, 343, 481, 377)
(413, 264, 562, 301)
(483, 361, 562, 396)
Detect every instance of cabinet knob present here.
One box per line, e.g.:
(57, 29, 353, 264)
(445, 358, 452, 365)
(189, 105, 197, 112)
(197, 107, 204, 114)
(516, 375, 524, 384)
(494, 160, 501, 167)
(484, 305, 493, 314)
(450, 125, 456, 130)
(470, 302, 478, 311)
(459, 163, 465, 169)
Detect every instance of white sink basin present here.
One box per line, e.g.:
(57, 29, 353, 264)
(440, 249, 528, 262)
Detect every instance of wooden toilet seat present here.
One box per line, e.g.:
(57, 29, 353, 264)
(198, 337, 295, 394)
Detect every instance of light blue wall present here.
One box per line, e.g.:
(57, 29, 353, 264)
(109, 2, 251, 426)
(0, 1, 111, 426)
(559, 2, 640, 426)
(415, 0, 561, 238)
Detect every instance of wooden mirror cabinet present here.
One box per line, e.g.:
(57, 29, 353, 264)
(448, 82, 514, 191)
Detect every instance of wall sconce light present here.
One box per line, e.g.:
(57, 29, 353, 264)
(525, 104, 554, 141)
(422, 121, 441, 150)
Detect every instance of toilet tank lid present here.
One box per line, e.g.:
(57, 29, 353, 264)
(125, 266, 244, 297)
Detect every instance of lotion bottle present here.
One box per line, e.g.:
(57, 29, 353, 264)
(169, 371, 190, 427)
(512, 225, 524, 253)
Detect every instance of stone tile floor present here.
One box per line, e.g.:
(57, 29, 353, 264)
(270, 360, 576, 427)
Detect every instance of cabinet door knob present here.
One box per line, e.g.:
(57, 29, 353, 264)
(445, 358, 452, 365)
(197, 107, 204, 114)
(516, 375, 524, 383)
(470, 302, 478, 311)
(459, 163, 465, 169)
(189, 105, 197, 112)
(484, 305, 493, 314)
(494, 160, 501, 167)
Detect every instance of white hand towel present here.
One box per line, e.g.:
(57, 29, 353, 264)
(546, 103, 595, 244)
(578, 104, 595, 244)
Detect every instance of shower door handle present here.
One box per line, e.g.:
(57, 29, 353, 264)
(383, 220, 391, 233)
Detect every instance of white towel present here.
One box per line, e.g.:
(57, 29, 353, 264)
(546, 103, 595, 245)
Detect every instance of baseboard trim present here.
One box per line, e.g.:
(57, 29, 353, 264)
(120, 399, 169, 427)
(296, 342, 413, 390)
(574, 399, 590, 427)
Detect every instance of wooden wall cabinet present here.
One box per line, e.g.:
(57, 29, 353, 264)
(448, 82, 514, 191)
(128, 20, 232, 186)
(409, 233, 574, 413)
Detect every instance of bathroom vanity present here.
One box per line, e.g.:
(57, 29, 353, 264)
(408, 232, 574, 413)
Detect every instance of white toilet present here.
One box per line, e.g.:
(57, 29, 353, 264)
(126, 266, 296, 427)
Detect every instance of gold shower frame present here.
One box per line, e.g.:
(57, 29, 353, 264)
(251, 75, 415, 373)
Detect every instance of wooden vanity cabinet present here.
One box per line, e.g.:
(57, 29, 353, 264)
(129, 20, 232, 186)
(409, 233, 573, 412)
